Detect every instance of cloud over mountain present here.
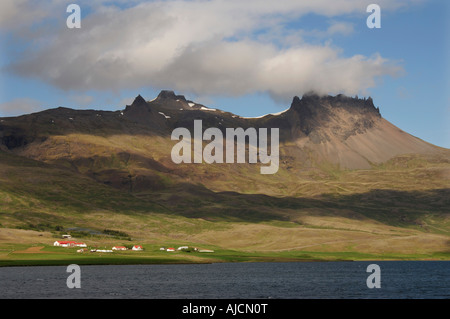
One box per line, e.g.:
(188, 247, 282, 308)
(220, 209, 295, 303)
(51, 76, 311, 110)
(4, 0, 414, 102)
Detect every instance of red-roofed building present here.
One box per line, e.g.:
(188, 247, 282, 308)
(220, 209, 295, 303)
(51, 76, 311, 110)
(53, 241, 86, 248)
(112, 246, 127, 251)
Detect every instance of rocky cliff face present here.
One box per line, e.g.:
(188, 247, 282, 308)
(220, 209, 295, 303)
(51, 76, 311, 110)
(279, 93, 381, 143)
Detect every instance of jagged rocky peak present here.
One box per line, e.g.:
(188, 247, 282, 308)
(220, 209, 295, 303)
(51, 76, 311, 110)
(290, 92, 380, 117)
(290, 91, 325, 112)
(157, 90, 186, 101)
(290, 95, 312, 118)
(124, 94, 152, 116)
(131, 94, 147, 106)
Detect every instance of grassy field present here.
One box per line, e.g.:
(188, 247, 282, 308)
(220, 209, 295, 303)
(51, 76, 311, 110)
(1, 238, 448, 267)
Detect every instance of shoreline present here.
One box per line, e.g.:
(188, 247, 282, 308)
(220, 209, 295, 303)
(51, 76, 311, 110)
(1, 257, 448, 268)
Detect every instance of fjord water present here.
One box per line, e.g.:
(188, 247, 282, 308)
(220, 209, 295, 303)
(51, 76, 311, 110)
(0, 261, 448, 299)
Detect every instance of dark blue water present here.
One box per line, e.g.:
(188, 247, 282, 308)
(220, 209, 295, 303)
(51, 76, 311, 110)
(0, 261, 448, 299)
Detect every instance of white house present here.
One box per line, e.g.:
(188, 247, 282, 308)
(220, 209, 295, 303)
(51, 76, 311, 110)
(112, 246, 127, 251)
(53, 241, 86, 248)
(132, 245, 143, 251)
(166, 248, 175, 252)
(54, 240, 72, 247)
(177, 246, 189, 250)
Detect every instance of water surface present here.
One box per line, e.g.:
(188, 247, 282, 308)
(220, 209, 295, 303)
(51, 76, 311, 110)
(0, 261, 448, 299)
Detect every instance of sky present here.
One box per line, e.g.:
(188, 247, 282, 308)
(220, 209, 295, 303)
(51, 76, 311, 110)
(0, 0, 449, 148)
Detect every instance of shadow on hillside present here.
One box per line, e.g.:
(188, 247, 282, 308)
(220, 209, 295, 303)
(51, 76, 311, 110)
(2, 145, 448, 231)
(148, 183, 450, 228)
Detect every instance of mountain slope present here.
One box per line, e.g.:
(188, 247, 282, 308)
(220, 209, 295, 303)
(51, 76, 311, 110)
(0, 90, 447, 194)
(0, 141, 449, 258)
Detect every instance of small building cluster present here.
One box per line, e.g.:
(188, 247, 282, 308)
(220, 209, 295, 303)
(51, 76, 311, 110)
(53, 241, 87, 248)
(111, 245, 143, 251)
(159, 246, 214, 253)
(53, 236, 214, 254)
(78, 245, 143, 253)
(53, 238, 143, 253)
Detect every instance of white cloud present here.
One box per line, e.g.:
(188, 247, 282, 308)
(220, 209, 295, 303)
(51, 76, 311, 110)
(3, 0, 419, 102)
(0, 0, 48, 30)
(325, 21, 355, 36)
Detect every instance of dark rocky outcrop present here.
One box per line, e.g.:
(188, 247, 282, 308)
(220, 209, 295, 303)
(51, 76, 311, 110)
(156, 90, 187, 102)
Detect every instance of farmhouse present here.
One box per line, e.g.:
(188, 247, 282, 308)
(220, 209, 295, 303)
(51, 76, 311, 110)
(53, 241, 86, 248)
(166, 248, 175, 252)
(112, 246, 127, 251)
(132, 245, 143, 251)
(177, 246, 189, 250)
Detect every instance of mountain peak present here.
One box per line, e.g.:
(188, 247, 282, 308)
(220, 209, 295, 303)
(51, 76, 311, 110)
(289, 93, 381, 118)
(290, 94, 314, 118)
(157, 90, 186, 101)
(131, 94, 147, 106)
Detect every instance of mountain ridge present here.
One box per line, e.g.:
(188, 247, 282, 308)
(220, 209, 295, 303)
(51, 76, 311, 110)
(0, 90, 448, 176)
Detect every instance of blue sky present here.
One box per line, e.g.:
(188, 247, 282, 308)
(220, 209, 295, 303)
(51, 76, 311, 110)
(0, 0, 449, 148)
